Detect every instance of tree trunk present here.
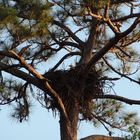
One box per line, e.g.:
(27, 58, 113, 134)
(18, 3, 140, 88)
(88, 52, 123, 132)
(80, 135, 126, 140)
(60, 100, 79, 140)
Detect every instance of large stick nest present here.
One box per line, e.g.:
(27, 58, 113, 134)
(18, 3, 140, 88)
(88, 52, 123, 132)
(44, 65, 104, 106)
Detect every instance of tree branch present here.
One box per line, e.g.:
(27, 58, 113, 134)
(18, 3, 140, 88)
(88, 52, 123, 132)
(50, 52, 81, 72)
(91, 113, 123, 131)
(60, 41, 82, 50)
(93, 94, 140, 105)
(88, 7, 120, 34)
(53, 20, 85, 45)
(85, 17, 140, 71)
(0, 50, 17, 59)
(103, 58, 140, 85)
(49, 30, 82, 50)
(111, 13, 140, 22)
(0, 62, 40, 87)
(106, 19, 120, 34)
(0, 51, 71, 131)
(120, 17, 140, 37)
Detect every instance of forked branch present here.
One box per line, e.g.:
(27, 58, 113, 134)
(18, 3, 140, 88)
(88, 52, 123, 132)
(1, 50, 71, 132)
(85, 17, 140, 71)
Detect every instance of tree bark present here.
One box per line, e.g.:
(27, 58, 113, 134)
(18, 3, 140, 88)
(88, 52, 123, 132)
(60, 100, 79, 140)
(80, 135, 126, 140)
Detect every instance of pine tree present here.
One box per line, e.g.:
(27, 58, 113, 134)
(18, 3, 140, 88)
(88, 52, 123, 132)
(0, 0, 140, 140)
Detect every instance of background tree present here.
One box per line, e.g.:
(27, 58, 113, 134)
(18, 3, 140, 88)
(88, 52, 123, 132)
(0, 0, 140, 140)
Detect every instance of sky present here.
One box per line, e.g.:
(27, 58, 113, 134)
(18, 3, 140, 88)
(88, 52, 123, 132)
(0, 1, 140, 140)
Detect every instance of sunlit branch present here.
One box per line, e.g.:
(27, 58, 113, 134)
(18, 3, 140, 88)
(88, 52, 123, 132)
(87, 8, 102, 20)
(0, 62, 40, 87)
(105, 19, 120, 34)
(88, 6, 120, 34)
(85, 17, 140, 71)
(0, 60, 71, 136)
(5, 50, 71, 125)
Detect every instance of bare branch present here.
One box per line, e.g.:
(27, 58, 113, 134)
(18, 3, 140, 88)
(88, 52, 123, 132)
(120, 17, 140, 37)
(103, 58, 140, 85)
(86, 36, 120, 70)
(53, 20, 85, 45)
(0, 62, 40, 87)
(60, 41, 82, 50)
(93, 94, 140, 105)
(88, 7, 120, 34)
(50, 52, 81, 71)
(87, 8, 102, 20)
(111, 13, 140, 22)
(49, 30, 82, 50)
(0, 60, 72, 137)
(100, 77, 120, 81)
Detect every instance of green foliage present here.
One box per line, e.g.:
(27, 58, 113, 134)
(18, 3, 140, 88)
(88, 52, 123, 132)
(0, 5, 17, 21)
(0, 78, 31, 122)
(0, 0, 52, 41)
(0, 85, 4, 92)
(125, 127, 140, 140)
(14, 0, 52, 20)
(85, 99, 140, 134)
(83, 0, 108, 7)
(0, 5, 17, 28)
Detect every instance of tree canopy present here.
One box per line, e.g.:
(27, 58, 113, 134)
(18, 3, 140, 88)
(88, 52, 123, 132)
(0, 0, 140, 140)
